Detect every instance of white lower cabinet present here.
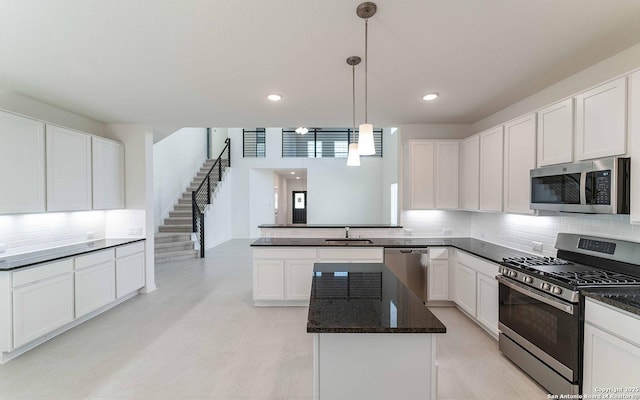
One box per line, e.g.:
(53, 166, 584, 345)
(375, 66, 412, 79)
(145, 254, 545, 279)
(455, 262, 477, 316)
(115, 243, 146, 298)
(476, 272, 499, 336)
(74, 249, 116, 318)
(427, 248, 449, 301)
(583, 298, 640, 394)
(454, 250, 500, 336)
(253, 247, 384, 305)
(12, 260, 74, 348)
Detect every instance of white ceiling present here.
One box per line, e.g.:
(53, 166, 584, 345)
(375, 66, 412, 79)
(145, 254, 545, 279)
(1, 0, 640, 131)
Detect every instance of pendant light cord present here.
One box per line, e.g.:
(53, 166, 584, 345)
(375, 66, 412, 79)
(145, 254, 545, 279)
(364, 17, 368, 124)
(352, 64, 356, 142)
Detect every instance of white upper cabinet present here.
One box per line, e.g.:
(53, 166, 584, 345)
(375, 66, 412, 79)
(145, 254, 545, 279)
(479, 126, 504, 212)
(0, 111, 46, 214)
(504, 113, 536, 214)
(575, 77, 627, 161)
(46, 125, 92, 212)
(92, 136, 125, 210)
(404, 140, 459, 210)
(404, 140, 435, 209)
(435, 141, 459, 209)
(630, 71, 640, 224)
(460, 135, 480, 211)
(537, 98, 574, 166)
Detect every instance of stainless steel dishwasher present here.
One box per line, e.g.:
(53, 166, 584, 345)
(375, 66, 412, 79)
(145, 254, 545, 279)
(384, 248, 429, 303)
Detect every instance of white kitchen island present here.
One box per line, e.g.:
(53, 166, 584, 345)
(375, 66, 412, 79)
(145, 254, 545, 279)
(307, 263, 446, 400)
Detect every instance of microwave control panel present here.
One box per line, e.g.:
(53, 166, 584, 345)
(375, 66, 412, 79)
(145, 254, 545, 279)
(593, 170, 611, 205)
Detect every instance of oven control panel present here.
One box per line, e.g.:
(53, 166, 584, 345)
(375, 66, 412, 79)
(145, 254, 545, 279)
(578, 238, 616, 255)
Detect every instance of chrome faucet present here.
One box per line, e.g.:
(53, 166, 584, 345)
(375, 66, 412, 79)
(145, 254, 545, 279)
(345, 226, 350, 238)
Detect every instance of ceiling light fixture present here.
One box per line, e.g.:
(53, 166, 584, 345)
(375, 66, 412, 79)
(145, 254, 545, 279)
(356, 2, 377, 156)
(422, 93, 439, 101)
(295, 127, 309, 135)
(290, 171, 295, 175)
(346, 56, 361, 167)
(267, 94, 282, 101)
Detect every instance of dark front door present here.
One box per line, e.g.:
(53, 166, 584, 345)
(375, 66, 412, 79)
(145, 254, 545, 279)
(292, 191, 307, 224)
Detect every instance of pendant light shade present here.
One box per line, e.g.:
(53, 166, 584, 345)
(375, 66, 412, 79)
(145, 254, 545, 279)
(346, 55, 362, 167)
(357, 123, 375, 155)
(347, 142, 361, 166)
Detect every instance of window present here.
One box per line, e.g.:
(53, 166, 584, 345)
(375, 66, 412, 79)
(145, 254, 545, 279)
(282, 128, 383, 158)
(243, 128, 266, 157)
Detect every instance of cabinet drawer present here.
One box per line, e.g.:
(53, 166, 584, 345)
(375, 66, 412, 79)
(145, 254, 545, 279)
(116, 241, 145, 258)
(429, 248, 449, 260)
(253, 247, 317, 259)
(75, 249, 115, 270)
(457, 251, 499, 277)
(317, 247, 383, 261)
(585, 298, 640, 346)
(13, 259, 73, 287)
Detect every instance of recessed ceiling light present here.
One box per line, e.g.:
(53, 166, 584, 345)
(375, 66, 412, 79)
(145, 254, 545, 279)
(267, 94, 282, 101)
(296, 176, 301, 180)
(290, 171, 295, 175)
(422, 93, 439, 101)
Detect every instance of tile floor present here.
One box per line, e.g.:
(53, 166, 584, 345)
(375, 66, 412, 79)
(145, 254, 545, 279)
(0, 239, 548, 400)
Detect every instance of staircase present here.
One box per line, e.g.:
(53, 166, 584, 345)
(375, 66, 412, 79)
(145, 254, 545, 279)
(154, 158, 228, 264)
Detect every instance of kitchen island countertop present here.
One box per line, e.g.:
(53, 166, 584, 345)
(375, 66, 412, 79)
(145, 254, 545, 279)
(307, 262, 446, 334)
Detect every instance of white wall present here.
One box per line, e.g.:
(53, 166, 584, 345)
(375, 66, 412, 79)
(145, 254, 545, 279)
(472, 42, 640, 133)
(210, 127, 229, 158)
(227, 127, 387, 238)
(104, 124, 156, 293)
(275, 174, 287, 225)
(249, 169, 277, 238)
(153, 127, 207, 230)
(0, 90, 105, 136)
(204, 169, 233, 249)
(381, 128, 399, 224)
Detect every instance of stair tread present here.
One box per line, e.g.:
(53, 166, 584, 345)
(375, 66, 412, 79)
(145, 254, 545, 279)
(154, 240, 193, 248)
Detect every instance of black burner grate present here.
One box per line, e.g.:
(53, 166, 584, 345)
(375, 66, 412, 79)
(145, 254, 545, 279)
(547, 271, 640, 286)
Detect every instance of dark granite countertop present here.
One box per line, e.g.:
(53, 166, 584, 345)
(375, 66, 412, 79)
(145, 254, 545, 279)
(258, 224, 403, 229)
(0, 238, 146, 271)
(307, 263, 446, 334)
(251, 237, 534, 265)
(582, 287, 640, 317)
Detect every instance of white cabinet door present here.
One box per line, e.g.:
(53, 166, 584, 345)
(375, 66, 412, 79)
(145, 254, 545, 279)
(504, 113, 536, 214)
(75, 260, 116, 318)
(455, 262, 477, 316)
(435, 141, 459, 209)
(583, 323, 640, 394)
(253, 259, 285, 301)
(460, 135, 480, 211)
(476, 273, 499, 336)
(427, 259, 449, 301)
(537, 99, 574, 166)
(629, 71, 640, 224)
(575, 77, 627, 161)
(403, 140, 434, 209)
(92, 136, 125, 210)
(12, 273, 74, 348)
(0, 111, 46, 214)
(46, 125, 92, 211)
(115, 251, 145, 298)
(479, 126, 504, 212)
(285, 259, 315, 301)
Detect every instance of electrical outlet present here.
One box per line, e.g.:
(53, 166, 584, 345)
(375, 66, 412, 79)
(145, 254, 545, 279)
(128, 227, 143, 236)
(532, 241, 543, 252)
(404, 228, 413, 236)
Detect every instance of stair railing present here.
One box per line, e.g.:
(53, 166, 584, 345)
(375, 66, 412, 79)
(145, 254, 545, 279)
(192, 138, 231, 257)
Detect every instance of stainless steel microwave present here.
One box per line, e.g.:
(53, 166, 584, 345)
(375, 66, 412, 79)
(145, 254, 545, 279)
(530, 157, 630, 214)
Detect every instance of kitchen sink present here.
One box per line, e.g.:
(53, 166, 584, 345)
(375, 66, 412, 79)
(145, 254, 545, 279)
(324, 239, 373, 245)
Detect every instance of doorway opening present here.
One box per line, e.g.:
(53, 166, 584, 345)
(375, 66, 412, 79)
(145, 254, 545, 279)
(292, 191, 307, 224)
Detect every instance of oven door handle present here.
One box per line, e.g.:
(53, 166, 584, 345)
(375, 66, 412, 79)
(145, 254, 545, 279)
(496, 276, 574, 314)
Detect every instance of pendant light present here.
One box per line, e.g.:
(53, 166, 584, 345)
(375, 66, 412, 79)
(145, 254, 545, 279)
(356, 2, 377, 156)
(346, 56, 361, 167)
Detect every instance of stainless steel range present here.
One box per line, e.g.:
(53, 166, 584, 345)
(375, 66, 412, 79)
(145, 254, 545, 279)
(497, 233, 640, 395)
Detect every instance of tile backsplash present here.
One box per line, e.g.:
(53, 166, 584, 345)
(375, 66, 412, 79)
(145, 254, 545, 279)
(0, 211, 106, 256)
(402, 210, 640, 256)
